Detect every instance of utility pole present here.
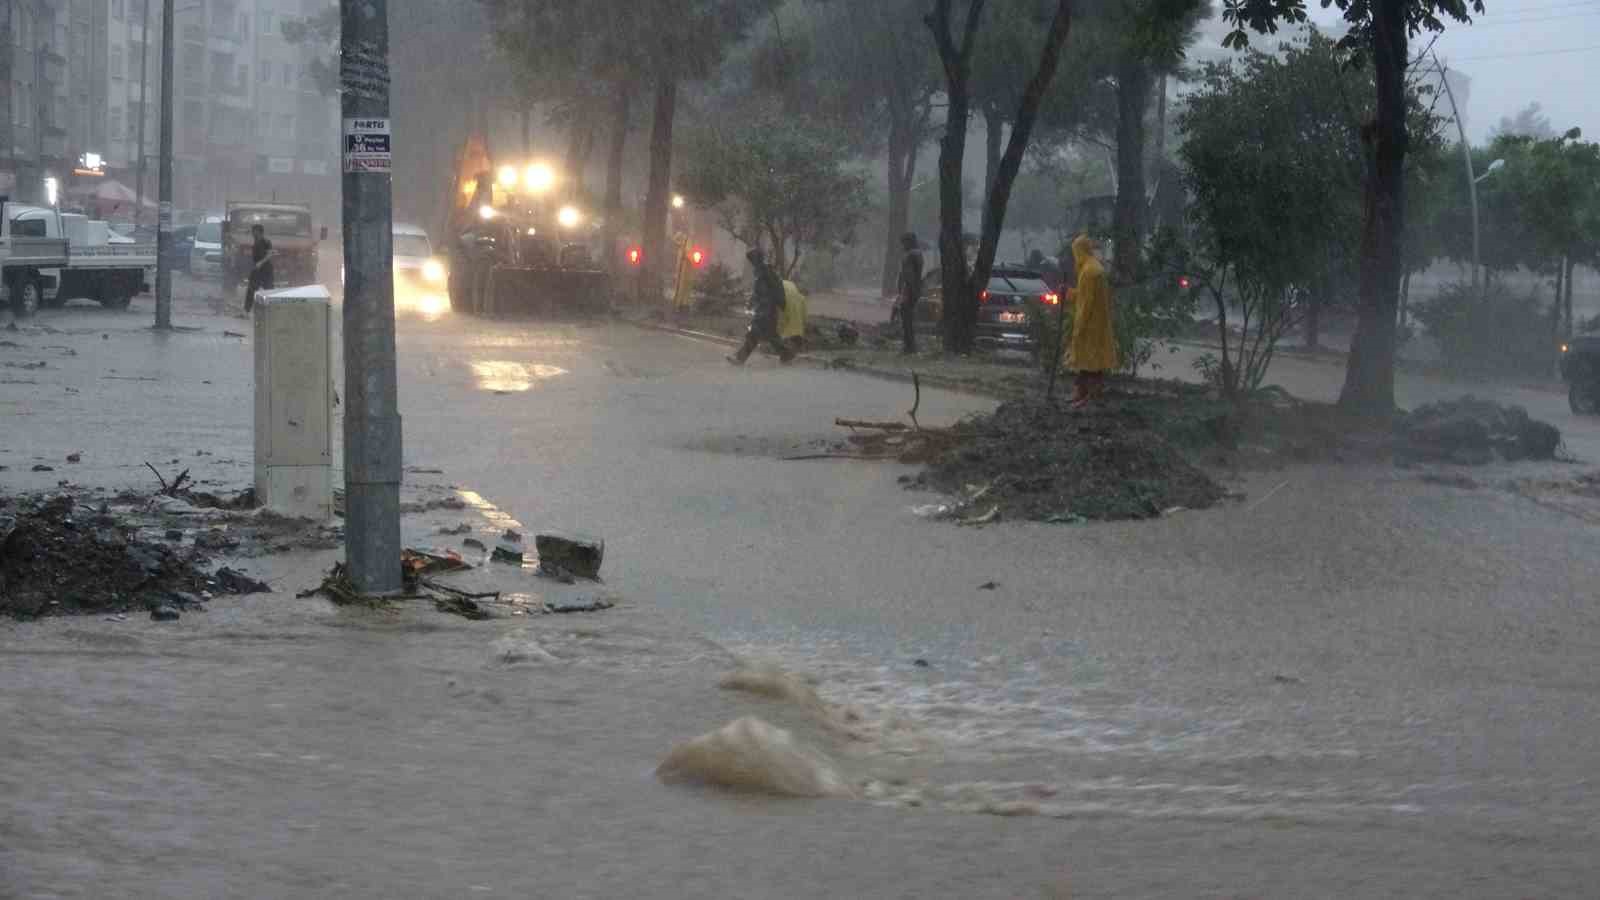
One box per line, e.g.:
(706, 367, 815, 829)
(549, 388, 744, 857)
(339, 0, 402, 594)
(154, 0, 174, 330)
(134, 0, 150, 226)
(1, 1, 13, 197)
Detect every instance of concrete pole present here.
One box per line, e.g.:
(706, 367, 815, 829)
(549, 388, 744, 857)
(154, 0, 174, 330)
(340, 0, 402, 594)
(134, 0, 150, 226)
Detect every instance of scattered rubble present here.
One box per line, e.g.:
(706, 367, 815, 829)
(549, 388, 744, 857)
(535, 533, 605, 579)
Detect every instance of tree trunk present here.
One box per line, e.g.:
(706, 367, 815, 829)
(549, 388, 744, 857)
(603, 83, 632, 276)
(1338, 0, 1408, 416)
(638, 75, 677, 306)
(564, 117, 596, 200)
(927, 0, 986, 354)
(980, 105, 1003, 240)
(1564, 256, 1576, 338)
(881, 108, 915, 297)
(1305, 293, 1321, 351)
(969, 0, 1075, 326)
(1112, 59, 1151, 286)
(1551, 259, 1566, 357)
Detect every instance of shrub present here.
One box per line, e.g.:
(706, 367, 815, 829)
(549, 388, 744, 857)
(1412, 281, 1557, 379)
(693, 262, 745, 314)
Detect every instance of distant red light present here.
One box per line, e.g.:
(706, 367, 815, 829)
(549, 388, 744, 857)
(1178, 275, 1192, 290)
(690, 247, 706, 267)
(627, 246, 643, 266)
(979, 289, 990, 303)
(1043, 292, 1059, 305)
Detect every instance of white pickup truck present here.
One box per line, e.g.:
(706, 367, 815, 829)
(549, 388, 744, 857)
(1, 203, 156, 315)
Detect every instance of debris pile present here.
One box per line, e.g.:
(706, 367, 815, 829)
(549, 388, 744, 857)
(907, 401, 1229, 522)
(1397, 396, 1562, 465)
(0, 494, 269, 620)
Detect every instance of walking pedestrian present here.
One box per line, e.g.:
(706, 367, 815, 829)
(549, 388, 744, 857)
(1063, 234, 1117, 407)
(244, 224, 275, 314)
(728, 248, 795, 365)
(894, 232, 924, 354)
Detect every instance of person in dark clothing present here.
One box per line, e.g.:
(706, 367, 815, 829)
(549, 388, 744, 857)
(729, 248, 795, 365)
(244, 224, 275, 313)
(895, 232, 924, 354)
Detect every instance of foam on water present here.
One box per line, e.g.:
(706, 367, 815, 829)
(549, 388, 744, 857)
(656, 716, 854, 798)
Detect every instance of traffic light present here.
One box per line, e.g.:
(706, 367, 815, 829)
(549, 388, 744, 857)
(689, 247, 706, 267)
(626, 246, 643, 267)
(1178, 275, 1193, 290)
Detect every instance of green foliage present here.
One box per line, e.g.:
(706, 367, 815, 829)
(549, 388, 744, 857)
(1221, 0, 1485, 58)
(280, 9, 340, 95)
(678, 112, 870, 278)
(1413, 282, 1558, 379)
(693, 261, 745, 314)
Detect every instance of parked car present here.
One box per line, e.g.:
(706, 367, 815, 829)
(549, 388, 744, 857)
(915, 266, 1060, 353)
(189, 217, 224, 279)
(1560, 336, 1600, 414)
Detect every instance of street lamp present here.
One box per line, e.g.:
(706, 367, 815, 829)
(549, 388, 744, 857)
(1469, 157, 1506, 297)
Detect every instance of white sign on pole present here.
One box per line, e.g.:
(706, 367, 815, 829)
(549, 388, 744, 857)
(342, 118, 392, 174)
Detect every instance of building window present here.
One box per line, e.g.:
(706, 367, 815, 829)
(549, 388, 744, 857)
(260, 112, 271, 137)
(129, 42, 144, 79)
(111, 45, 125, 81)
(260, 11, 274, 35)
(278, 114, 294, 138)
(113, 0, 125, 21)
(259, 61, 271, 82)
(110, 108, 123, 141)
(282, 64, 293, 87)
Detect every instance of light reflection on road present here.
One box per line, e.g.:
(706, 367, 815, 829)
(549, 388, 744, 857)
(469, 360, 569, 392)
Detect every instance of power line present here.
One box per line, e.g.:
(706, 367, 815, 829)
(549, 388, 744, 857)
(1445, 43, 1600, 61)
(1469, 9, 1600, 26)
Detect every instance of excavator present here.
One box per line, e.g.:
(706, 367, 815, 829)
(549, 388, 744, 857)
(441, 133, 612, 316)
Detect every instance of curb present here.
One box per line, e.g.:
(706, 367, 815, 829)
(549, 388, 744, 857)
(622, 318, 1018, 400)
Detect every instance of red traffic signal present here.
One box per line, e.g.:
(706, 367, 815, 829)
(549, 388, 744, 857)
(689, 247, 706, 267)
(626, 246, 643, 266)
(1177, 275, 1193, 290)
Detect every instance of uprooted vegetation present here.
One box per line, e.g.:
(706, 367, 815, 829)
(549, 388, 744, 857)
(821, 379, 1563, 525)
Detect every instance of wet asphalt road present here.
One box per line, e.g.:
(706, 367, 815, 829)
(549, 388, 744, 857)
(3, 294, 1599, 898)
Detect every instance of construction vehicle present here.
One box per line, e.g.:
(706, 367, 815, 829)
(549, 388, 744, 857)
(1, 202, 155, 315)
(442, 134, 611, 316)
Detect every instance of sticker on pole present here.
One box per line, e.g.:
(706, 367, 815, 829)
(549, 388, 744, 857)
(343, 118, 392, 174)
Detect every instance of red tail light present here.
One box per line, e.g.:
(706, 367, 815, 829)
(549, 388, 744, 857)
(689, 247, 706, 267)
(1178, 275, 1192, 290)
(1043, 292, 1059, 305)
(626, 246, 643, 266)
(979, 289, 990, 303)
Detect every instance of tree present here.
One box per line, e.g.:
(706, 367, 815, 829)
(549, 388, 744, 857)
(928, 0, 1077, 355)
(1490, 101, 1557, 142)
(678, 112, 870, 277)
(1223, 0, 1484, 415)
(280, 9, 340, 95)
(1077, 0, 1209, 285)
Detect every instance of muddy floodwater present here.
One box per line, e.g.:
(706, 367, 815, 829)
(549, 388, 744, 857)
(5, 310, 1600, 897)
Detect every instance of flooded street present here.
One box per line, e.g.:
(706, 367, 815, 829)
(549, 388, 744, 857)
(4, 305, 1599, 897)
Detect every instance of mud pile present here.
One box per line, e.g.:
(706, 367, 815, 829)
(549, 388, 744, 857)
(0, 494, 217, 619)
(908, 399, 1228, 522)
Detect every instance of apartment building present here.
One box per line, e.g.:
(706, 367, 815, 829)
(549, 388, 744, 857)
(4, 0, 338, 223)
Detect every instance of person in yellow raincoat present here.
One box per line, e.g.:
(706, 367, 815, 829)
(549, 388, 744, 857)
(1063, 234, 1117, 407)
(779, 279, 808, 351)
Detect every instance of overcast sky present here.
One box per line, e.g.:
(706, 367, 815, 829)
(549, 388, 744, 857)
(1189, 0, 1600, 142)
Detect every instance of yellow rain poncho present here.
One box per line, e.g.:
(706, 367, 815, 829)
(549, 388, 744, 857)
(779, 280, 808, 342)
(1065, 236, 1118, 373)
